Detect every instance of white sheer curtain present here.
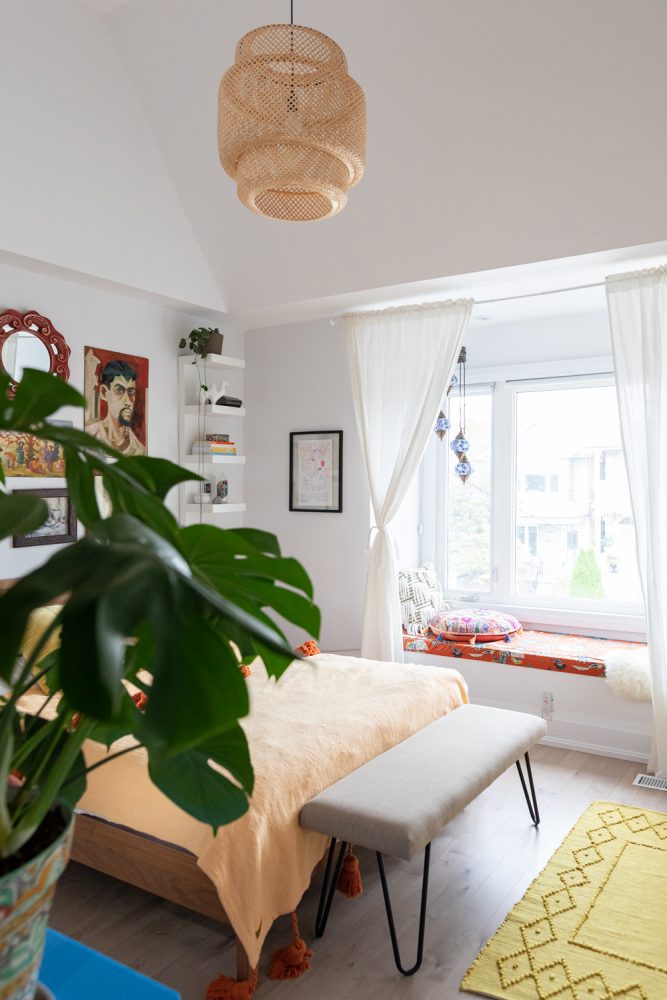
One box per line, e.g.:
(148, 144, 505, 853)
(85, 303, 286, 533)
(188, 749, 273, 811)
(606, 264, 667, 776)
(346, 299, 473, 661)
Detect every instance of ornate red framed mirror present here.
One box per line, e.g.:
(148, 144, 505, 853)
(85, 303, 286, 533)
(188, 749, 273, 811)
(0, 310, 71, 396)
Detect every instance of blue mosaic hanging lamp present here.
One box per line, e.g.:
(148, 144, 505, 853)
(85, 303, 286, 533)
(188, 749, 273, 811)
(433, 353, 464, 443)
(434, 410, 450, 440)
(453, 346, 473, 483)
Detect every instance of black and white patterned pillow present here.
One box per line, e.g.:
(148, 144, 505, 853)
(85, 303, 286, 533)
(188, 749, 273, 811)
(398, 564, 450, 636)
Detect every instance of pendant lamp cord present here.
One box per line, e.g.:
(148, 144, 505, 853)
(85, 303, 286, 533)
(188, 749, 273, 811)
(290, 0, 294, 24)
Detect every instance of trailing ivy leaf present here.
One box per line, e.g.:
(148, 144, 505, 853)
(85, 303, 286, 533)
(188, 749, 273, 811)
(0, 493, 47, 541)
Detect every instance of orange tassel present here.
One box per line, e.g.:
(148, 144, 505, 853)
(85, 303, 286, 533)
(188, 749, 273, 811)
(132, 691, 149, 712)
(337, 845, 363, 898)
(206, 968, 257, 1000)
(269, 912, 313, 980)
(295, 640, 321, 657)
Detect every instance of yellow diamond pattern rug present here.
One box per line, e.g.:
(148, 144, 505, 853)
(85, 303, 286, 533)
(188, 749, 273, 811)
(461, 801, 667, 1000)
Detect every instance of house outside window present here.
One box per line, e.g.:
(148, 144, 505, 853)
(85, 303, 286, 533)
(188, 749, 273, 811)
(416, 368, 645, 637)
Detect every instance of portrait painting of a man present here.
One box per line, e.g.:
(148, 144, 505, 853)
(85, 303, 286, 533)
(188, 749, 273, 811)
(84, 347, 148, 456)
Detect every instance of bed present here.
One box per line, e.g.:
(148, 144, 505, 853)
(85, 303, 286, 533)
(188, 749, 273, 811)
(17, 627, 468, 977)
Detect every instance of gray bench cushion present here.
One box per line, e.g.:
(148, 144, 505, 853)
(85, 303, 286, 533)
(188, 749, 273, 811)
(300, 704, 546, 860)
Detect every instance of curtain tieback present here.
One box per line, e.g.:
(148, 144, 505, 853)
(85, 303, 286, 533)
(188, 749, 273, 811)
(367, 524, 386, 550)
(367, 524, 400, 558)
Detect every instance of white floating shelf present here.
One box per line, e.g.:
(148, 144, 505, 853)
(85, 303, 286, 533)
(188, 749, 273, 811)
(185, 503, 246, 515)
(183, 455, 246, 465)
(179, 353, 245, 369)
(184, 404, 246, 417)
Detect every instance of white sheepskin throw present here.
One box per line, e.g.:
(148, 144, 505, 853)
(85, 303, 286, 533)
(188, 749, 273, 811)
(604, 647, 652, 702)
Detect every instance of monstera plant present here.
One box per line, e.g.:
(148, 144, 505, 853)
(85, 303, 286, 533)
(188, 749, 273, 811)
(0, 368, 319, 998)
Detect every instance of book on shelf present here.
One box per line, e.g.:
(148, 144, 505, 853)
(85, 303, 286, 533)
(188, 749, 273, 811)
(191, 444, 237, 455)
(205, 433, 230, 442)
(192, 439, 236, 449)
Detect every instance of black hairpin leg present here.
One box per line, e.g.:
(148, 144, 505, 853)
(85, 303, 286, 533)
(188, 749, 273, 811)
(516, 752, 540, 826)
(315, 838, 348, 938)
(376, 843, 431, 976)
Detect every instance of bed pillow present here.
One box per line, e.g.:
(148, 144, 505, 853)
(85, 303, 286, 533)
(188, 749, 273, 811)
(428, 608, 521, 644)
(19, 604, 63, 691)
(398, 564, 450, 636)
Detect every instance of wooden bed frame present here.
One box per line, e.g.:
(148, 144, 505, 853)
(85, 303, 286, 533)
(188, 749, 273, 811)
(70, 813, 253, 979)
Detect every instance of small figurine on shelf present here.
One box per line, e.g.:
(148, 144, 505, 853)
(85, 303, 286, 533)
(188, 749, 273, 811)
(212, 478, 229, 504)
(200, 381, 226, 406)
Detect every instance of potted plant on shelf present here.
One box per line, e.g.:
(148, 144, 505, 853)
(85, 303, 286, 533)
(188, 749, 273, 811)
(179, 326, 223, 360)
(0, 368, 319, 999)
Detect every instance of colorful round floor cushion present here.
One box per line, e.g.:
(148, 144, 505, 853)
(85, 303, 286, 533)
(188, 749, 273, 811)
(428, 609, 522, 644)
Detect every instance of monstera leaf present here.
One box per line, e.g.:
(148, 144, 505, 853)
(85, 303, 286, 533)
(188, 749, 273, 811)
(0, 368, 319, 858)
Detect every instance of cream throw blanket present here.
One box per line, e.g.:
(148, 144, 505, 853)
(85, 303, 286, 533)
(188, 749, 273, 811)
(73, 653, 468, 966)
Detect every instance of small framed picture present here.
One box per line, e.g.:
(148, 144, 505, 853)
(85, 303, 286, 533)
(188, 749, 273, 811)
(12, 488, 77, 547)
(289, 430, 343, 513)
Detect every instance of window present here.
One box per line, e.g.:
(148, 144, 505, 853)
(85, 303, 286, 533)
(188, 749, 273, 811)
(445, 392, 493, 592)
(417, 371, 644, 633)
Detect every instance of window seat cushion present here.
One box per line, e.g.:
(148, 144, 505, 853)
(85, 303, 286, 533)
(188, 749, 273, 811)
(403, 628, 646, 677)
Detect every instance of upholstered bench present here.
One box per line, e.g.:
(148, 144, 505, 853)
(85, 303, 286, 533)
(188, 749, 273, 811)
(300, 704, 547, 975)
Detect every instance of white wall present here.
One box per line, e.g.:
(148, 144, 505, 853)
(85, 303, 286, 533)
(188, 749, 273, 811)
(109, 0, 667, 315)
(245, 320, 368, 652)
(0, 0, 224, 312)
(0, 258, 238, 577)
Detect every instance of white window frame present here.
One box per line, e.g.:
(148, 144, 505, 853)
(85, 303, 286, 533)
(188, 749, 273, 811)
(422, 355, 646, 640)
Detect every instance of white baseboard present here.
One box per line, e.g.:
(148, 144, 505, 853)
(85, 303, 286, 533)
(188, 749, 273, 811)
(538, 733, 649, 764)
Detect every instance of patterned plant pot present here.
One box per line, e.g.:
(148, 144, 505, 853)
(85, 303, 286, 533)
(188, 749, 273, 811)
(0, 805, 73, 1000)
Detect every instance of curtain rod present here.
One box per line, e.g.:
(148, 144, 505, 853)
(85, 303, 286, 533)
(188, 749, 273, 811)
(474, 280, 604, 307)
(329, 280, 606, 324)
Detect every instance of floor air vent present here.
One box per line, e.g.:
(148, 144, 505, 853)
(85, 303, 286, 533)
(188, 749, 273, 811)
(633, 773, 667, 791)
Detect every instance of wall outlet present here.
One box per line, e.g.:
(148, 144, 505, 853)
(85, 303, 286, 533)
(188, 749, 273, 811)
(541, 691, 554, 721)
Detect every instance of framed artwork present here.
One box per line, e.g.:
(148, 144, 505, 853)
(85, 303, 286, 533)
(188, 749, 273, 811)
(0, 420, 71, 478)
(289, 430, 343, 513)
(84, 346, 148, 456)
(12, 488, 77, 548)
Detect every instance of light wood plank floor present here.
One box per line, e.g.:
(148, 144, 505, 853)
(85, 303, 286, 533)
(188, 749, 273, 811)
(50, 746, 666, 999)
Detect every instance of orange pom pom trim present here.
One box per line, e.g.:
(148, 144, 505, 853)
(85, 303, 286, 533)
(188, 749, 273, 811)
(206, 968, 257, 1000)
(337, 844, 363, 898)
(295, 640, 320, 657)
(269, 912, 313, 980)
(132, 691, 149, 712)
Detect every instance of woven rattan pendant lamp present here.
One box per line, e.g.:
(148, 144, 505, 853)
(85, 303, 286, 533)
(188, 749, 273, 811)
(218, 2, 366, 222)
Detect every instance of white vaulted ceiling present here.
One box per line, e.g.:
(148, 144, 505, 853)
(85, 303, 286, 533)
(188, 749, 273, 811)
(16, 1, 667, 319)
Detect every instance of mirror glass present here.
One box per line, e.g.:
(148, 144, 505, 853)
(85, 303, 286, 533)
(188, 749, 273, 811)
(1, 332, 52, 382)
